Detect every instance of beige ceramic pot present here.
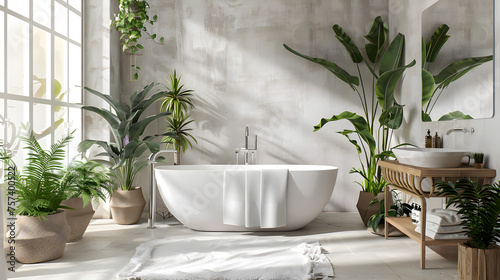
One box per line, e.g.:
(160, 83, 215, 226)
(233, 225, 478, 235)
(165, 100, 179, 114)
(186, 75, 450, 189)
(109, 187, 146, 225)
(61, 197, 95, 242)
(356, 191, 385, 226)
(15, 211, 69, 263)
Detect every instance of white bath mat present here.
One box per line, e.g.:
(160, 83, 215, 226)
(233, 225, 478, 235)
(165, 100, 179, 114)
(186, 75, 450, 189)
(117, 238, 334, 280)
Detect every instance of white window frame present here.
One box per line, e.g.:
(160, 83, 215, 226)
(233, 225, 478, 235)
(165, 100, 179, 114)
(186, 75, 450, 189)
(0, 0, 83, 162)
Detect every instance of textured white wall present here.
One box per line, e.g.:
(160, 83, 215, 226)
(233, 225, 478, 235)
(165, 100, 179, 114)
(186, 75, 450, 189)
(117, 0, 393, 212)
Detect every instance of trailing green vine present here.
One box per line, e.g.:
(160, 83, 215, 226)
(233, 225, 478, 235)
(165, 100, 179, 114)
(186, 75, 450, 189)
(111, 0, 164, 81)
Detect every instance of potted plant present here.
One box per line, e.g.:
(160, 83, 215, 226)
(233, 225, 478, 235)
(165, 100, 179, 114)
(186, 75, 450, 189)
(435, 178, 500, 280)
(473, 153, 484, 169)
(0, 129, 73, 263)
(284, 16, 415, 226)
(78, 83, 175, 225)
(110, 0, 164, 81)
(421, 24, 493, 121)
(60, 160, 112, 241)
(160, 71, 198, 165)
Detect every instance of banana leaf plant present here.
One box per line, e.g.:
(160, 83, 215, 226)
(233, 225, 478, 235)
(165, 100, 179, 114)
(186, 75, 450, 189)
(78, 83, 177, 191)
(284, 16, 415, 196)
(422, 24, 493, 121)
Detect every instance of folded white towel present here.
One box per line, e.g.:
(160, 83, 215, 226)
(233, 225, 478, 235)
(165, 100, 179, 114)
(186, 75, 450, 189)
(260, 169, 288, 228)
(426, 208, 463, 225)
(421, 221, 465, 233)
(415, 225, 467, 240)
(223, 169, 246, 226)
(223, 168, 288, 228)
(245, 169, 262, 227)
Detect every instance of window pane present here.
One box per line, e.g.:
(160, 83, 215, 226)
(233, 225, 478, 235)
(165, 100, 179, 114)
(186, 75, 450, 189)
(68, 43, 81, 103)
(8, 0, 29, 18)
(54, 2, 68, 37)
(33, 27, 51, 100)
(68, 0, 81, 12)
(68, 9, 81, 43)
(0, 12, 4, 92)
(33, 103, 51, 148)
(54, 104, 67, 149)
(55, 36, 68, 102)
(7, 15, 29, 96)
(0, 98, 4, 143)
(6, 100, 28, 165)
(33, 0, 52, 29)
(68, 107, 81, 160)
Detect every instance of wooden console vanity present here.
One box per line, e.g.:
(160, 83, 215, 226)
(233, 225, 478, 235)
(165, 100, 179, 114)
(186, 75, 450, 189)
(378, 160, 496, 269)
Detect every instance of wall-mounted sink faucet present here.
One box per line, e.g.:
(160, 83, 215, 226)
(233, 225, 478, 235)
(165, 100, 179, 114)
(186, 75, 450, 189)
(235, 125, 258, 165)
(446, 127, 475, 135)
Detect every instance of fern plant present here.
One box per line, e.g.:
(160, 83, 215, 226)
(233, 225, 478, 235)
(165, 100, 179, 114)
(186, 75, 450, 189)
(60, 160, 112, 208)
(435, 178, 500, 249)
(1, 129, 74, 218)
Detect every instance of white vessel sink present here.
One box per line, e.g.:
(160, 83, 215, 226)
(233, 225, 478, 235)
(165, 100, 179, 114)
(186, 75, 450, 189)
(392, 147, 470, 168)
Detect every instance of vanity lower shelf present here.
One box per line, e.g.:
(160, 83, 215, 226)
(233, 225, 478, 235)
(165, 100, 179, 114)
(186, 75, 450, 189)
(385, 217, 468, 246)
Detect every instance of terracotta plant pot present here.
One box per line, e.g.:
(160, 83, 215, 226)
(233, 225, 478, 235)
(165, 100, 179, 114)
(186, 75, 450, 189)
(15, 211, 70, 263)
(368, 223, 404, 237)
(458, 243, 500, 280)
(356, 191, 385, 226)
(109, 187, 146, 225)
(60, 197, 95, 242)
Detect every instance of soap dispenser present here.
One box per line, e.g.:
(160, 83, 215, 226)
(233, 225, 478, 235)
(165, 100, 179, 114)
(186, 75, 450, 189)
(425, 129, 432, 148)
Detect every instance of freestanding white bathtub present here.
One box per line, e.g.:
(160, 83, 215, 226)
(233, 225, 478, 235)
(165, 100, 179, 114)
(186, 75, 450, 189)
(154, 165, 338, 231)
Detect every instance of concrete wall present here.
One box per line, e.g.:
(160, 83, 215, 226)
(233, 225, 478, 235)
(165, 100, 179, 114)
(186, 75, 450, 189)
(92, 0, 497, 212)
(117, 0, 392, 212)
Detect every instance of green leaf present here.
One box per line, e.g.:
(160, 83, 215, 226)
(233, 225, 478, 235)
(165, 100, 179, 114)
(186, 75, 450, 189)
(314, 111, 376, 155)
(421, 69, 435, 107)
(283, 44, 359, 90)
(379, 33, 404, 75)
(364, 16, 388, 64)
(332, 24, 363, 63)
(433, 56, 493, 87)
(375, 60, 416, 110)
(128, 112, 171, 140)
(379, 102, 404, 130)
(437, 111, 473, 121)
(137, 44, 144, 49)
(83, 87, 127, 121)
(314, 111, 369, 132)
(425, 24, 450, 63)
(421, 110, 432, 122)
(159, 37, 165, 44)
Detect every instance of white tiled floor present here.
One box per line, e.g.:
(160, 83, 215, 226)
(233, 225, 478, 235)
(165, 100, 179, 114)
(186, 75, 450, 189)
(7, 212, 459, 280)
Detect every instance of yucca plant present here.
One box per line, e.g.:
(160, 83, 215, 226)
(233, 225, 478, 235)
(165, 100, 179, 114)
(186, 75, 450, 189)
(421, 24, 493, 121)
(284, 16, 415, 196)
(78, 82, 176, 190)
(60, 160, 112, 207)
(159, 71, 198, 158)
(435, 178, 500, 249)
(160, 71, 195, 118)
(0, 129, 73, 218)
(162, 115, 198, 154)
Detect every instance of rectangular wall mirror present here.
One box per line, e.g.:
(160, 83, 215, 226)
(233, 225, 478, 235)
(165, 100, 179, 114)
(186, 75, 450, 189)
(421, 0, 494, 122)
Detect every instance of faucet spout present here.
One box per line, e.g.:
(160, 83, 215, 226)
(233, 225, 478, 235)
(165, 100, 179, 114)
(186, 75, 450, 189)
(446, 128, 475, 135)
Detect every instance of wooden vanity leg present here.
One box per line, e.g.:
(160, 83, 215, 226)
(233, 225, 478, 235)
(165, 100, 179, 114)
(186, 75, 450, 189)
(419, 195, 427, 269)
(384, 185, 389, 239)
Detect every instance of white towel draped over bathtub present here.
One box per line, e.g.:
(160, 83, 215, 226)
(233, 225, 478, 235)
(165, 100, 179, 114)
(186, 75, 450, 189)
(223, 168, 288, 228)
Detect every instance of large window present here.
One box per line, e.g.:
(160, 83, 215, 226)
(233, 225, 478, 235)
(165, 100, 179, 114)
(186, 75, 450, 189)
(0, 0, 82, 165)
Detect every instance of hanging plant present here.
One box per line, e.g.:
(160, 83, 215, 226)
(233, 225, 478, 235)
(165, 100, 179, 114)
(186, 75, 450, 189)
(111, 0, 164, 80)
